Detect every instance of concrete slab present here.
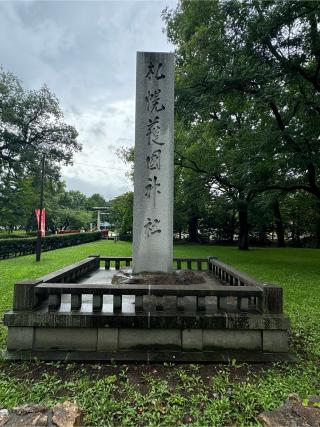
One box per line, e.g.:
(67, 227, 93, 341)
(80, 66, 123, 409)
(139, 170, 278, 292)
(263, 330, 288, 352)
(7, 327, 34, 351)
(203, 330, 262, 350)
(5, 349, 296, 363)
(33, 328, 97, 351)
(97, 328, 118, 351)
(119, 328, 181, 350)
(182, 329, 203, 351)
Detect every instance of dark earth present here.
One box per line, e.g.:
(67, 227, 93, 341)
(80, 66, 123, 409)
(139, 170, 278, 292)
(111, 269, 206, 286)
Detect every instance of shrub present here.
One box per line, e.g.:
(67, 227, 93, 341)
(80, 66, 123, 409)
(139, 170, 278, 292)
(0, 232, 102, 259)
(0, 234, 28, 239)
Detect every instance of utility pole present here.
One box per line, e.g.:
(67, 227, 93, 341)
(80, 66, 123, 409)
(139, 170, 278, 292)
(36, 154, 45, 262)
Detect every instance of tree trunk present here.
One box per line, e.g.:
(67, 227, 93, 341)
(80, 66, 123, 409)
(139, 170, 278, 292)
(188, 215, 199, 242)
(292, 219, 301, 245)
(315, 201, 320, 248)
(229, 210, 236, 243)
(273, 199, 285, 247)
(238, 200, 249, 250)
(258, 229, 267, 246)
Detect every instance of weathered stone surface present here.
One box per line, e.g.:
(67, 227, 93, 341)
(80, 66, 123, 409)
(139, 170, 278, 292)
(309, 396, 320, 405)
(133, 51, 175, 274)
(258, 409, 306, 427)
(7, 327, 34, 351)
(52, 401, 83, 427)
(5, 404, 48, 426)
(112, 269, 205, 286)
(12, 404, 47, 416)
(0, 402, 83, 427)
(34, 328, 97, 351)
(0, 409, 9, 426)
(263, 330, 288, 352)
(203, 330, 261, 350)
(6, 312, 290, 331)
(97, 328, 118, 351)
(119, 328, 180, 350)
(258, 395, 320, 427)
(5, 413, 48, 426)
(291, 400, 320, 427)
(182, 329, 203, 351)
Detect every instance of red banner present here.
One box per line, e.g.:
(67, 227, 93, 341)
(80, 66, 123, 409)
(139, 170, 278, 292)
(35, 208, 45, 237)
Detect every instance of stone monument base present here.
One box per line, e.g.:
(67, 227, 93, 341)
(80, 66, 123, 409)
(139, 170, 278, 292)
(3, 255, 294, 362)
(5, 322, 292, 362)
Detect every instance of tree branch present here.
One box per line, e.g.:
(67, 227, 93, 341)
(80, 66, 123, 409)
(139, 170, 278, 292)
(174, 150, 241, 192)
(266, 38, 320, 92)
(269, 101, 302, 152)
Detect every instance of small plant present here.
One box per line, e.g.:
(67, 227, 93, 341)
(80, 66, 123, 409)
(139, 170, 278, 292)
(0, 243, 320, 425)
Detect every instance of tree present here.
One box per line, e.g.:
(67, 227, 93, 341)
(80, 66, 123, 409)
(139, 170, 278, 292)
(0, 174, 37, 230)
(109, 192, 133, 238)
(54, 208, 92, 230)
(0, 67, 81, 177)
(59, 190, 87, 210)
(163, 0, 320, 248)
(86, 193, 108, 210)
(174, 166, 211, 242)
(173, 108, 277, 249)
(271, 198, 286, 248)
(0, 67, 81, 231)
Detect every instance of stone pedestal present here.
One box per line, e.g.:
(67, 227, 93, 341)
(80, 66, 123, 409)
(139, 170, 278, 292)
(133, 52, 174, 273)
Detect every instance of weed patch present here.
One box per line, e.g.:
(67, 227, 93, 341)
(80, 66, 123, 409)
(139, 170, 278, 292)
(0, 242, 320, 425)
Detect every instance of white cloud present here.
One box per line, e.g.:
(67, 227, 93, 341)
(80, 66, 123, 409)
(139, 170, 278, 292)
(62, 97, 134, 197)
(0, 0, 178, 199)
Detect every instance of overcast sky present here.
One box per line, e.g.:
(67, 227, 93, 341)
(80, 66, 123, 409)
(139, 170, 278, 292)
(0, 0, 177, 200)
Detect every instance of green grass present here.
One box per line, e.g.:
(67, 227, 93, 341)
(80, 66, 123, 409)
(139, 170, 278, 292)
(0, 241, 319, 425)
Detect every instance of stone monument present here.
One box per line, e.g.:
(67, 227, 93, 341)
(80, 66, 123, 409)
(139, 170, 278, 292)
(4, 51, 291, 363)
(133, 52, 174, 273)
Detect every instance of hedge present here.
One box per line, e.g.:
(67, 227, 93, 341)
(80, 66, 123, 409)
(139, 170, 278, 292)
(0, 231, 44, 239)
(0, 232, 102, 259)
(0, 234, 31, 239)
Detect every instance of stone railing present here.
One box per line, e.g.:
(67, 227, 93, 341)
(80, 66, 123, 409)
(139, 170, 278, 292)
(12, 256, 99, 311)
(208, 257, 283, 314)
(100, 256, 208, 271)
(32, 281, 263, 314)
(10, 255, 283, 315)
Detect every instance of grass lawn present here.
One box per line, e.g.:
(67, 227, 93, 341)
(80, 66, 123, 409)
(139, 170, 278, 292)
(0, 241, 319, 425)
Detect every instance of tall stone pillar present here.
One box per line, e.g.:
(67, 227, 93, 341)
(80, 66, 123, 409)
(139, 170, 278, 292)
(133, 52, 174, 273)
(97, 210, 101, 231)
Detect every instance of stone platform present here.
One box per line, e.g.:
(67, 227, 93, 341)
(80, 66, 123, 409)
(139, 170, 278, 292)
(4, 256, 293, 362)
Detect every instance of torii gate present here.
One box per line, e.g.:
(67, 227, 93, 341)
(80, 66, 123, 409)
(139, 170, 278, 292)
(92, 206, 109, 230)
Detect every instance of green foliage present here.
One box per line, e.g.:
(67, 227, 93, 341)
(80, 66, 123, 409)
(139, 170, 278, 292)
(54, 208, 93, 231)
(163, 0, 320, 249)
(0, 68, 110, 233)
(49, 191, 109, 230)
(0, 67, 83, 232)
(58, 190, 88, 210)
(0, 171, 108, 231)
(86, 193, 109, 210)
(109, 192, 133, 238)
(0, 67, 80, 171)
(0, 234, 29, 239)
(0, 242, 320, 424)
(0, 360, 318, 426)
